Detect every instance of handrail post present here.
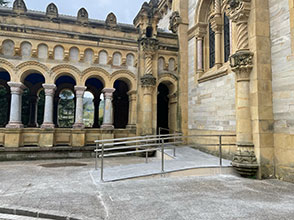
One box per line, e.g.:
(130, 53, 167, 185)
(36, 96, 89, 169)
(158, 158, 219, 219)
(101, 143, 104, 182)
(219, 135, 222, 167)
(161, 139, 165, 173)
(173, 130, 176, 157)
(95, 142, 98, 170)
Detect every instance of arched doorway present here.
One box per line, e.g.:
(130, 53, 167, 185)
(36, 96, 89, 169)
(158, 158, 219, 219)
(83, 91, 94, 128)
(0, 71, 11, 127)
(54, 75, 76, 127)
(22, 73, 45, 127)
(85, 78, 104, 128)
(113, 80, 129, 128)
(157, 83, 169, 134)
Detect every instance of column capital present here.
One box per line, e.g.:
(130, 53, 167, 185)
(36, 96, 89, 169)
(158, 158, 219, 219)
(195, 23, 207, 39)
(42, 84, 56, 96)
(7, 82, 26, 94)
(74, 86, 87, 98)
(224, 0, 251, 23)
(140, 74, 156, 88)
(230, 50, 254, 81)
(210, 15, 223, 33)
(127, 90, 137, 100)
(102, 88, 116, 99)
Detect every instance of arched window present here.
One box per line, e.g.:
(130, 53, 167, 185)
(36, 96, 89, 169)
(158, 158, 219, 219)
(69, 47, 79, 62)
(126, 54, 134, 67)
(99, 51, 108, 65)
(84, 49, 94, 63)
(158, 57, 165, 72)
(224, 13, 230, 62)
(168, 58, 175, 72)
(38, 44, 48, 59)
(54, 46, 64, 60)
(113, 52, 121, 66)
(21, 42, 32, 58)
(2, 40, 15, 57)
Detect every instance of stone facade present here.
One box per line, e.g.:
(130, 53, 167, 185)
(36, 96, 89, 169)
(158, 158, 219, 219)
(1, 0, 294, 182)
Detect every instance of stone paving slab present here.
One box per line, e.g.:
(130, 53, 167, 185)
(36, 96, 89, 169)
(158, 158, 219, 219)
(0, 155, 294, 220)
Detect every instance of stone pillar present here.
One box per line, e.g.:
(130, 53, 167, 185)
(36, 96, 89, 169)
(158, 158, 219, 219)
(92, 97, 101, 128)
(225, 0, 258, 176)
(28, 95, 39, 127)
(41, 84, 56, 129)
(73, 86, 87, 129)
(101, 88, 115, 129)
(6, 82, 26, 128)
(140, 74, 156, 135)
(211, 0, 223, 68)
(127, 90, 137, 128)
(196, 37, 203, 73)
(168, 93, 178, 132)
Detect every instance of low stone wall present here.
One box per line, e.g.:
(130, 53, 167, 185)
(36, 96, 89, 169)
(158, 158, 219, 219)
(0, 128, 136, 148)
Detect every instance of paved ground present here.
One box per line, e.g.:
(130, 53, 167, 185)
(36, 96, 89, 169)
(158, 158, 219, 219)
(0, 149, 294, 220)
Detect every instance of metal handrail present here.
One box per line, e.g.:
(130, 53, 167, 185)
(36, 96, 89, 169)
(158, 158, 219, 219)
(94, 133, 236, 182)
(94, 133, 182, 170)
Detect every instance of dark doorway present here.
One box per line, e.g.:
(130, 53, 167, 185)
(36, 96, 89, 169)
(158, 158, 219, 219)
(113, 80, 129, 128)
(157, 83, 169, 134)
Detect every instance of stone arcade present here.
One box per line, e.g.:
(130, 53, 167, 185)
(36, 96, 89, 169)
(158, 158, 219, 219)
(0, 0, 294, 182)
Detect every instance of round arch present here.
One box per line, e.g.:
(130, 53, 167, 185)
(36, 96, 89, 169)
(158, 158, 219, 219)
(110, 70, 136, 91)
(17, 61, 49, 83)
(51, 64, 81, 84)
(82, 67, 110, 88)
(158, 74, 177, 95)
(0, 59, 15, 80)
(195, 0, 212, 24)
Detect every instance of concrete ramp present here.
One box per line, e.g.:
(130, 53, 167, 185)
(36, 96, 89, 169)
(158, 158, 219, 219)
(92, 146, 237, 182)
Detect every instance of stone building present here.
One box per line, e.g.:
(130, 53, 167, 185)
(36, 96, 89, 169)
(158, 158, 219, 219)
(0, 0, 293, 182)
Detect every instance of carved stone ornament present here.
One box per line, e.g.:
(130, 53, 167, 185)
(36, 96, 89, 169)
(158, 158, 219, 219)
(230, 50, 253, 69)
(232, 146, 258, 177)
(140, 37, 159, 53)
(77, 8, 88, 23)
(140, 74, 156, 87)
(46, 3, 58, 18)
(225, 0, 251, 22)
(106, 12, 117, 27)
(13, 0, 27, 13)
(169, 11, 182, 33)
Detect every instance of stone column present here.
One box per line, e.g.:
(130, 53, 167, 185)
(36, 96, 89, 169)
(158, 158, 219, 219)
(225, 0, 258, 176)
(196, 37, 203, 73)
(28, 95, 39, 127)
(101, 88, 115, 129)
(126, 90, 137, 128)
(73, 86, 87, 129)
(168, 93, 178, 132)
(211, 0, 222, 67)
(92, 97, 101, 128)
(41, 84, 56, 129)
(6, 82, 26, 128)
(140, 74, 156, 135)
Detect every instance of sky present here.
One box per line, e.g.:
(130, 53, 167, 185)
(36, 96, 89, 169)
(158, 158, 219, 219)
(7, 0, 147, 24)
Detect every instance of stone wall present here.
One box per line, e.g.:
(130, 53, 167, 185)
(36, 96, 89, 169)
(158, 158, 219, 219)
(270, 0, 294, 181)
(188, 0, 197, 29)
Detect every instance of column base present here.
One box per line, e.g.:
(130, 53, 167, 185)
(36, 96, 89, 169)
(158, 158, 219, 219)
(101, 124, 114, 130)
(232, 144, 259, 177)
(73, 123, 85, 129)
(41, 123, 55, 129)
(28, 122, 38, 128)
(6, 122, 23, 129)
